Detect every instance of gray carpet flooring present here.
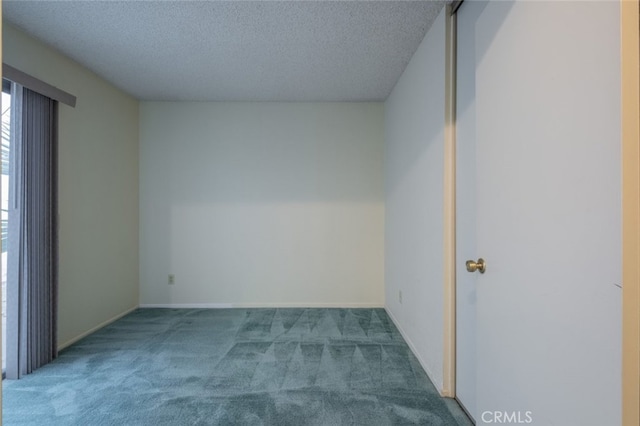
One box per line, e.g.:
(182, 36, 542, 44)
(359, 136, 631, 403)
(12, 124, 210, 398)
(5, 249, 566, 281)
(3, 308, 472, 425)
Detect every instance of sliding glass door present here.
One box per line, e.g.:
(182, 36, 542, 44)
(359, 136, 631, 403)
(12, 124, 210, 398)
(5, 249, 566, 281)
(1, 80, 11, 373)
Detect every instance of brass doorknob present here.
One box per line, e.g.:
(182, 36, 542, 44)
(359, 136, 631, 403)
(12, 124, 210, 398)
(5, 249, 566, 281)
(466, 258, 486, 273)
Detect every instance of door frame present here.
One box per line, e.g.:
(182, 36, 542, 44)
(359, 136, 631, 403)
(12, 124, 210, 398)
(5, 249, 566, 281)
(442, 2, 457, 399)
(442, 2, 640, 424)
(621, 1, 640, 424)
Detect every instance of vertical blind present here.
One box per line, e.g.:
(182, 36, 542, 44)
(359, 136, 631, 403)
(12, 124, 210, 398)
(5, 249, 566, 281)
(5, 83, 59, 379)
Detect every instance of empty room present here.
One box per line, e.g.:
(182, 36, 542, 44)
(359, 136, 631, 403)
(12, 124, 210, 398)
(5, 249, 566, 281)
(0, 0, 637, 425)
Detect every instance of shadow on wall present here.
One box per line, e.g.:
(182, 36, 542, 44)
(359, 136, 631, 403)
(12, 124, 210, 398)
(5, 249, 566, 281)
(145, 102, 384, 204)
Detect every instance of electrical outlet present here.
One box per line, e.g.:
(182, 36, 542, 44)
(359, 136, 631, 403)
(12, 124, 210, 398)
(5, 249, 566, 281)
(399, 290, 403, 304)
(168, 274, 175, 285)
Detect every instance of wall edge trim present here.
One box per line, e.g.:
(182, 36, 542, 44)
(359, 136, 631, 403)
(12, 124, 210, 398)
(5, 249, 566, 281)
(57, 305, 139, 351)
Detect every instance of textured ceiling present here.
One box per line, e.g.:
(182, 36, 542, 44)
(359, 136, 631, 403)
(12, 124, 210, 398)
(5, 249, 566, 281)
(3, 1, 446, 102)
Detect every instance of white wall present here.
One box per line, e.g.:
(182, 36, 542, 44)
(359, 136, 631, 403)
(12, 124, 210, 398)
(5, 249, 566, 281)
(2, 23, 140, 347)
(139, 102, 384, 307)
(384, 10, 446, 389)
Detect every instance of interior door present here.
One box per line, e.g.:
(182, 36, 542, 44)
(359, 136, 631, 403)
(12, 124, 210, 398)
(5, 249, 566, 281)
(454, 0, 486, 421)
(458, 1, 621, 424)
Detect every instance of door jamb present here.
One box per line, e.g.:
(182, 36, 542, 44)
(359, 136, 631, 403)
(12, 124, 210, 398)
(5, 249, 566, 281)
(621, 1, 640, 424)
(442, 3, 457, 398)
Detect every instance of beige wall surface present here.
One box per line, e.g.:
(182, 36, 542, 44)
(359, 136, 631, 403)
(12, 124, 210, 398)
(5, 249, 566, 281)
(3, 23, 140, 347)
(139, 102, 384, 307)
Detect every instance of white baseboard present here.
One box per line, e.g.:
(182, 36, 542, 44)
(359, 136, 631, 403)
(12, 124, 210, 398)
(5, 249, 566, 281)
(140, 303, 234, 309)
(139, 302, 384, 309)
(57, 305, 139, 351)
(384, 305, 444, 395)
